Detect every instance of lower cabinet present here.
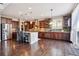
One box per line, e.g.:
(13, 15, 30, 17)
(12, 32, 17, 39)
(63, 33, 70, 41)
(45, 32, 50, 38)
(38, 32, 45, 38)
(38, 32, 70, 41)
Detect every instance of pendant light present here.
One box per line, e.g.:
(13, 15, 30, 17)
(49, 9, 53, 25)
(50, 9, 53, 19)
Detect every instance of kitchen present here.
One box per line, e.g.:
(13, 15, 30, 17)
(0, 14, 71, 44)
(0, 3, 79, 56)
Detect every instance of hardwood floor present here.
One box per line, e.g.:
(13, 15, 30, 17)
(0, 39, 79, 56)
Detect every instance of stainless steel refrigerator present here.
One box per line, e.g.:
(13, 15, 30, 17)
(0, 23, 12, 41)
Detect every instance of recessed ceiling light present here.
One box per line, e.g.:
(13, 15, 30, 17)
(41, 14, 44, 16)
(28, 7, 32, 10)
(32, 17, 34, 19)
(19, 11, 22, 15)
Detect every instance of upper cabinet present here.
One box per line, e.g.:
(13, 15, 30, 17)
(1, 17, 12, 24)
(39, 18, 50, 28)
(63, 15, 71, 27)
(63, 14, 71, 31)
(12, 21, 19, 28)
(39, 21, 48, 28)
(24, 21, 35, 31)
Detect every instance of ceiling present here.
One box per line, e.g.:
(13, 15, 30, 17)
(1, 3, 78, 20)
(0, 3, 9, 14)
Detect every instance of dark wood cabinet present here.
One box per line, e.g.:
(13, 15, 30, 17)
(38, 32, 70, 42)
(38, 32, 45, 38)
(24, 21, 35, 31)
(50, 32, 54, 39)
(12, 21, 19, 28)
(1, 17, 12, 24)
(63, 33, 70, 41)
(12, 32, 17, 39)
(63, 15, 71, 32)
(6, 19, 12, 24)
(63, 15, 71, 27)
(1, 18, 6, 24)
(44, 32, 50, 38)
(39, 21, 49, 28)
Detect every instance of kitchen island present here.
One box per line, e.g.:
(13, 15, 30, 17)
(12, 31, 39, 44)
(26, 32, 38, 44)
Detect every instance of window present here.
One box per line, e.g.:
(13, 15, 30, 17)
(49, 17, 63, 30)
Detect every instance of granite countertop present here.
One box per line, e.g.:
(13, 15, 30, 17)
(24, 31, 70, 33)
(39, 31, 70, 33)
(20, 29, 70, 33)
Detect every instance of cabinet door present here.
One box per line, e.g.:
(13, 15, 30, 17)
(57, 33, 60, 40)
(38, 32, 41, 38)
(38, 32, 43, 38)
(58, 33, 62, 40)
(53, 32, 56, 39)
(67, 33, 70, 41)
(6, 19, 12, 24)
(52, 32, 55, 39)
(53, 32, 63, 40)
(45, 32, 50, 38)
(38, 32, 45, 38)
(50, 32, 53, 39)
(38, 32, 42, 38)
(42, 33, 45, 38)
(2, 18, 6, 24)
